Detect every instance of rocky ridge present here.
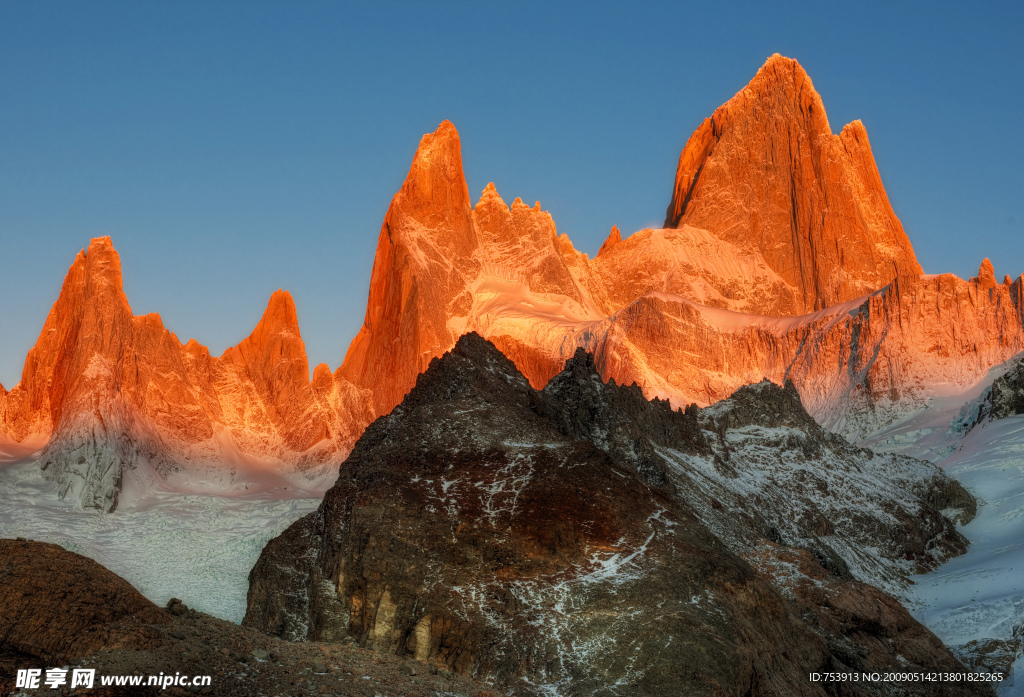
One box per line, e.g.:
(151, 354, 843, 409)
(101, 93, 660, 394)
(950, 356, 1024, 435)
(0, 539, 486, 697)
(245, 334, 988, 696)
(987, 357, 1024, 421)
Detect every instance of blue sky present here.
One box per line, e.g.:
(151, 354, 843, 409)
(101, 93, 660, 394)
(1, 1, 1021, 387)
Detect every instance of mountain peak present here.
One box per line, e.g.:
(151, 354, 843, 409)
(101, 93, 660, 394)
(396, 120, 471, 226)
(82, 236, 125, 293)
(663, 55, 921, 313)
(477, 181, 504, 204)
(261, 289, 299, 334)
(977, 258, 997, 289)
(226, 289, 303, 362)
(750, 53, 814, 91)
(597, 225, 621, 256)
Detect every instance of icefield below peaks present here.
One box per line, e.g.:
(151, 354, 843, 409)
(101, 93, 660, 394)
(0, 459, 321, 623)
(864, 366, 1024, 695)
(901, 415, 1024, 695)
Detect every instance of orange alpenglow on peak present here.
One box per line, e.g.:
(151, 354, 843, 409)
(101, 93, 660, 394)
(664, 53, 922, 313)
(598, 225, 621, 256)
(0, 238, 374, 510)
(340, 120, 605, 414)
(976, 258, 998, 289)
(340, 120, 481, 414)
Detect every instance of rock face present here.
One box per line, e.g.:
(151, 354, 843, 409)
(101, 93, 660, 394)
(335, 60, 1024, 438)
(0, 539, 488, 697)
(0, 539, 167, 663)
(988, 358, 1024, 420)
(246, 334, 986, 696)
(952, 356, 1024, 433)
(664, 54, 922, 313)
(0, 238, 374, 511)
(338, 127, 606, 413)
(585, 268, 1024, 440)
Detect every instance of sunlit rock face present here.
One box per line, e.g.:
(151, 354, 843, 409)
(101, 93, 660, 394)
(336, 57, 1024, 436)
(2, 54, 1022, 510)
(664, 54, 922, 314)
(0, 238, 374, 511)
(587, 267, 1024, 440)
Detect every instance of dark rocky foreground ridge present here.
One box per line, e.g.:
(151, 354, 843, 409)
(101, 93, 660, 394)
(245, 333, 988, 696)
(0, 540, 487, 696)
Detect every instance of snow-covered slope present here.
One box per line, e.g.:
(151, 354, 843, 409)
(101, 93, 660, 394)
(860, 356, 1024, 694)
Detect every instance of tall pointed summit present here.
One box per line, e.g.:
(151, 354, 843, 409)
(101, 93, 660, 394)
(664, 54, 922, 312)
(0, 238, 373, 510)
(339, 121, 481, 414)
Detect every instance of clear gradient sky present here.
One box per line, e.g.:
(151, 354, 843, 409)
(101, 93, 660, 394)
(1, 1, 1021, 387)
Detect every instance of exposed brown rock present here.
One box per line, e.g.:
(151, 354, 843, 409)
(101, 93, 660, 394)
(246, 334, 990, 696)
(0, 540, 486, 697)
(0, 539, 167, 663)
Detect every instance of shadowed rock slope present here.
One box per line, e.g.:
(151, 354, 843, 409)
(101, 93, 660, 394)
(0, 539, 167, 667)
(0, 540, 490, 697)
(245, 333, 987, 696)
(988, 358, 1024, 421)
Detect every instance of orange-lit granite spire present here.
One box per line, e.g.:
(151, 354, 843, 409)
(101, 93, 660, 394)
(339, 121, 480, 414)
(597, 225, 621, 256)
(664, 54, 922, 312)
(0, 238, 373, 510)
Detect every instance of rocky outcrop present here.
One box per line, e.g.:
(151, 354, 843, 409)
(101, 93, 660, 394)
(664, 54, 922, 313)
(989, 358, 1024, 420)
(339, 121, 480, 415)
(246, 334, 986, 696)
(951, 356, 1024, 434)
(338, 121, 609, 413)
(0, 539, 167, 663)
(0, 238, 374, 511)
(0, 539, 487, 697)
